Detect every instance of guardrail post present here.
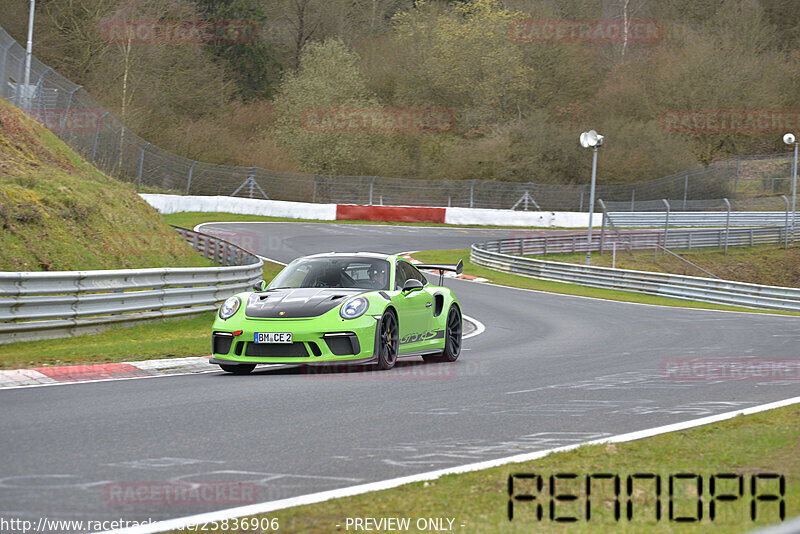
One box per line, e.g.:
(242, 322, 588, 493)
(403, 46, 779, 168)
(136, 142, 150, 193)
(661, 199, 670, 249)
(91, 111, 108, 161)
(723, 198, 731, 255)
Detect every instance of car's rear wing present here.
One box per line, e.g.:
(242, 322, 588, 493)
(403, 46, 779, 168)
(416, 260, 463, 285)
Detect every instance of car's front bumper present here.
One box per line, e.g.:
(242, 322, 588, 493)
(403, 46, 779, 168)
(210, 314, 380, 365)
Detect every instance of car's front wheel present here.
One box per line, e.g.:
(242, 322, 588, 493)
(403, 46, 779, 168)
(219, 363, 255, 375)
(376, 310, 399, 370)
(424, 305, 462, 363)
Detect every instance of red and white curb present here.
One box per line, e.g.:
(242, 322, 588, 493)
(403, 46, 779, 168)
(0, 357, 215, 389)
(401, 254, 488, 283)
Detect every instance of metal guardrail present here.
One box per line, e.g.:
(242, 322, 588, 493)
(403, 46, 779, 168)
(497, 226, 798, 257)
(608, 211, 791, 227)
(0, 228, 263, 344)
(471, 239, 800, 312)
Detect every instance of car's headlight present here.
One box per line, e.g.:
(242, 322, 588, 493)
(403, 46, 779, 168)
(219, 296, 241, 320)
(340, 296, 369, 320)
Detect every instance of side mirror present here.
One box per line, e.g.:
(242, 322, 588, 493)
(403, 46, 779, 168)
(402, 279, 424, 292)
(253, 280, 267, 291)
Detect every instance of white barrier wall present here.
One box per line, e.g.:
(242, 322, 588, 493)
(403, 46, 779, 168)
(444, 207, 603, 228)
(140, 194, 338, 221)
(140, 194, 603, 227)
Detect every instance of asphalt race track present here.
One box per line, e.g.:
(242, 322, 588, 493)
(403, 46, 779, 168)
(1, 222, 798, 529)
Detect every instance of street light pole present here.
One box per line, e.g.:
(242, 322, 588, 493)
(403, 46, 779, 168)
(586, 145, 598, 265)
(784, 133, 799, 241)
(792, 141, 798, 233)
(22, 0, 35, 108)
(580, 130, 604, 265)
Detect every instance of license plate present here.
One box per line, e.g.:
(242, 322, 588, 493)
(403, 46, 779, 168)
(254, 332, 293, 344)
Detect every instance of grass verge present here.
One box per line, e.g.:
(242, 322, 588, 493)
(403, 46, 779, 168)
(411, 249, 800, 316)
(173, 403, 800, 533)
(0, 261, 284, 369)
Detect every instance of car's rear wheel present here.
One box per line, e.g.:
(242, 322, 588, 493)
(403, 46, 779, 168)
(377, 310, 399, 370)
(219, 363, 255, 375)
(424, 305, 462, 363)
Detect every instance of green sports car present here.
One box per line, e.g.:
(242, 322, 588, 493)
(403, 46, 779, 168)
(210, 252, 464, 374)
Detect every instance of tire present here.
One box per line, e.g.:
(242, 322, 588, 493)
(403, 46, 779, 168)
(376, 310, 399, 370)
(423, 305, 462, 363)
(219, 363, 255, 375)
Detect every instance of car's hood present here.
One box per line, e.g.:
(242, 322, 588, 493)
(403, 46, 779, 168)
(245, 288, 366, 319)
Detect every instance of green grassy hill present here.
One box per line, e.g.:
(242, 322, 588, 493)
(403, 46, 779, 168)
(0, 99, 213, 271)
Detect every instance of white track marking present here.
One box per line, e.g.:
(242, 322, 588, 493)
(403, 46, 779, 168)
(100, 395, 800, 534)
(462, 315, 485, 340)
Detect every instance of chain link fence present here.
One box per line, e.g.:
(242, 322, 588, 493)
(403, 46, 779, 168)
(1, 24, 796, 212)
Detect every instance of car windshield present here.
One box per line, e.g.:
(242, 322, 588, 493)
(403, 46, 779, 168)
(267, 257, 391, 290)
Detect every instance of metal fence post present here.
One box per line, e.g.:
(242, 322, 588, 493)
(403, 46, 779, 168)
(31, 66, 51, 117)
(683, 172, 689, 210)
(59, 85, 81, 134)
(599, 209, 607, 256)
(723, 198, 731, 255)
(91, 111, 108, 161)
(369, 176, 376, 205)
(662, 199, 670, 249)
(630, 188, 635, 211)
(136, 142, 150, 192)
(734, 156, 741, 195)
(185, 161, 197, 195)
(15, 46, 24, 106)
(469, 179, 476, 208)
(579, 186, 585, 212)
(312, 175, 318, 203)
(248, 167, 256, 198)
(782, 194, 789, 249)
(0, 40, 14, 100)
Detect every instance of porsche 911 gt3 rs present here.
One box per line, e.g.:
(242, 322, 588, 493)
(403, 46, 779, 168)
(210, 252, 463, 374)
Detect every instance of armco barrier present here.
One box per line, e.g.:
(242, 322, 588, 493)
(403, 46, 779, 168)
(509, 226, 798, 256)
(471, 239, 800, 312)
(608, 211, 790, 227)
(0, 228, 263, 344)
